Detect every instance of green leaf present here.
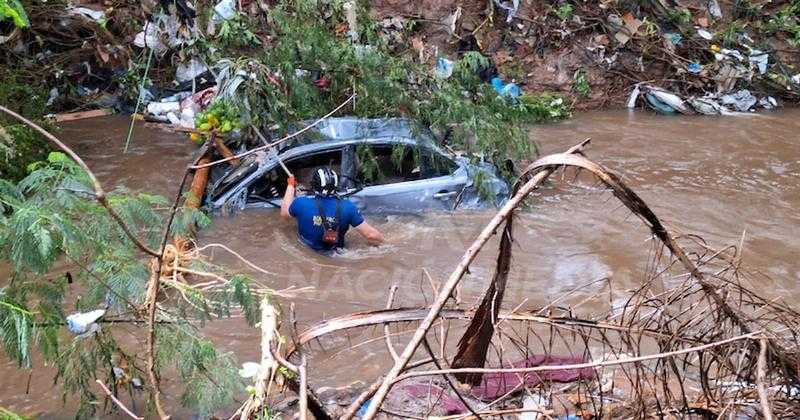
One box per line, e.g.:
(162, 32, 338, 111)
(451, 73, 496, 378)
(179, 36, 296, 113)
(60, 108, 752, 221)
(0, 0, 29, 28)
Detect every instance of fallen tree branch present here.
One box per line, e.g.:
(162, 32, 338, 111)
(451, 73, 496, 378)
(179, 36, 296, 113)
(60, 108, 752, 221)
(757, 337, 774, 420)
(0, 105, 160, 257)
(189, 94, 355, 170)
(359, 140, 592, 420)
(95, 380, 144, 420)
(394, 331, 760, 382)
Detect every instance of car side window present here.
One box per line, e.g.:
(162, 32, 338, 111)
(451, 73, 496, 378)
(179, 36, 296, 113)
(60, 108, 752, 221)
(247, 148, 343, 203)
(355, 143, 457, 186)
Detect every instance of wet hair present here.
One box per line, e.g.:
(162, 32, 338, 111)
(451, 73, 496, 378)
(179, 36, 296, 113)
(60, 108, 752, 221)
(310, 167, 339, 196)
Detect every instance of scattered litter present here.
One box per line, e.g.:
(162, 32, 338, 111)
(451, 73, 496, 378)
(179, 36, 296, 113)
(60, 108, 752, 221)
(614, 13, 642, 45)
(146, 101, 181, 116)
(642, 85, 692, 114)
(176, 58, 209, 83)
(687, 63, 702, 74)
(66, 309, 106, 335)
(792, 74, 800, 85)
(715, 48, 745, 62)
(494, 0, 520, 23)
(688, 97, 725, 115)
(66, 6, 105, 22)
(356, 398, 372, 417)
(212, 0, 236, 23)
(663, 32, 683, 46)
(520, 394, 549, 420)
(748, 50, 768, 75)
(697, 29, 714, 40)
(343, 1, 359, 42)
(707, 0, 723, 19)
(238, 362, 261, 378)
(759, 96, 777, 110)
(435, 57, 454, 79)
(491, 77, 521, 98)
(626, 84, 641, 108)
(46, 87, 59, 107)
(720, 89, 757, 112)
(442, 6, 462, 36)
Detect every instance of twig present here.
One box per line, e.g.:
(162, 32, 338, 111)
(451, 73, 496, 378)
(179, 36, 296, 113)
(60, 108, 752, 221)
(0, 105, 160, 257)
(359, 140, 592, 420)
(190, 94, 355, 170)
(393, 332, 760, 381)
(384, 285, 400, 363)
(756, 337, 774, 420)
(430, 406, 553, 420)
(95, 380, 144, 420)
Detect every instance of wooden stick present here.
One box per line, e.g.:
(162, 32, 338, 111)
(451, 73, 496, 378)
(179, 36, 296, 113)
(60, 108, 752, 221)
(384, 285, 400, 363)
(95, 380, 144, 420)
(240, 297, 278, 419)
(393, 332, 759, 381)
(756, 338, 774, 420)
(212, 135, 241, 167)
(359, 140, 591, 420)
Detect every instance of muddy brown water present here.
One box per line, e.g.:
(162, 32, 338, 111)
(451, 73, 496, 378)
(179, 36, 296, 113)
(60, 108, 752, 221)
(2, 111, 799, 417)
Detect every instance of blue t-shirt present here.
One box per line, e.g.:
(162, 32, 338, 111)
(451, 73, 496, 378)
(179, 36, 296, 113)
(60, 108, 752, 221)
(289, 195, 364, 251)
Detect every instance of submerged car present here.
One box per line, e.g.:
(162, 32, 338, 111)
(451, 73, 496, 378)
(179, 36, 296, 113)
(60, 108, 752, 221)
(207, 118, 509, 213)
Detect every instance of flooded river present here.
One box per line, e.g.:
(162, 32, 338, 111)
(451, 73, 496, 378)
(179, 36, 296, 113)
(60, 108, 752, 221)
(2, 110, 799, 416)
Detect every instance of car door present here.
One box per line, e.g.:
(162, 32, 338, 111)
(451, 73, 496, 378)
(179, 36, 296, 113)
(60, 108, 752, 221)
(350, 142, 469, 212)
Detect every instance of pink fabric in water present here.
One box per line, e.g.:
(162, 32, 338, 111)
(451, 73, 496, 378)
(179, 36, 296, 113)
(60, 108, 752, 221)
(470, 354, 597, 400)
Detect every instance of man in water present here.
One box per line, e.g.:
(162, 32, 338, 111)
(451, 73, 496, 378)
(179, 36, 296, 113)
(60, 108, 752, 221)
(280, 167, 385, 251)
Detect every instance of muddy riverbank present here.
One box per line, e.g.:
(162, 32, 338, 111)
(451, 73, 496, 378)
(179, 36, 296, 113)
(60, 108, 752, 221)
(1, 110, 799, 416)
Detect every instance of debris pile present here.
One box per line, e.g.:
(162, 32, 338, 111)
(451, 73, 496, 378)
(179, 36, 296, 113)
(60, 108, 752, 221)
(257, 141, 800, 419)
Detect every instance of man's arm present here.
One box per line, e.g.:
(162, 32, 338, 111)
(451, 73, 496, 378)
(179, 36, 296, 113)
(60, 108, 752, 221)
(355, 222, 385, 246)
(280, 176, 296, 219)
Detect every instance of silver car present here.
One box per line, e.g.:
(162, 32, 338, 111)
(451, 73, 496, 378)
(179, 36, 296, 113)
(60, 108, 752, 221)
(207, 118, 509, 213)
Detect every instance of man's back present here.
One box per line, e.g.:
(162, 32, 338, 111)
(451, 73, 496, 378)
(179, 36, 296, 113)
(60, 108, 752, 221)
(288, 195, 364, 250)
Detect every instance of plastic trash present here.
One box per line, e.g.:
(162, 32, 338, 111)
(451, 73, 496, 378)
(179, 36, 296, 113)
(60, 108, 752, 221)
(435, 57, 454, 79)
(520, 394, 548, 420)
(689, 97, 725, 115)
(238, 362, 261, 378)
(494, 0, 519, 23)
(687, 63, 702, 74)
(67, 6, 105, 22)
(146, 101, 181, 115)
(212, 0, 236, 23)
(663, 32, 682, 45)
(708, 0, 723, 19)
(46, 87, 59, 106)
(759, 96, 777, 110)
(748, 50, 768, 75)
(176, 58, 209, 83)
(356, 398, 372, 417)
(134, 21, 167, 53)
(491, 77, 521, 98)
(715, 48, 745, 62)
(66, 309, 106, 335)
(643, 86, 691, 114)
(626, 84, 641, 108)
(697, 29, 713, 40)
(792, 74, 800, 85)
(720, 89, 757, 112)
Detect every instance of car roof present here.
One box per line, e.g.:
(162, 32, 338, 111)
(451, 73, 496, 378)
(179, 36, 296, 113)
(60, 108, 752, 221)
(275, 117, 439, 154)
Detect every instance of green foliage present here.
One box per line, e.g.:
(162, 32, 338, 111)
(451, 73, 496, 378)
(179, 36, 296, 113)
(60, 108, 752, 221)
(0, 406, 32, 420)
(216, 0, 568, 177)
(156, 324, 244, 416)
(573, 69, 591, 97)
(0, 153, 259, 416)
(356, 144, 381, 182)
(216, 13, 262, 49)
(766, 1, 800, 46)
(665, 7, 692, 27)
(0, 70, 51, 182)
(0, 0, 28, 28)
(720, 20, 747, 47)
(554, 3, 574, 21)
